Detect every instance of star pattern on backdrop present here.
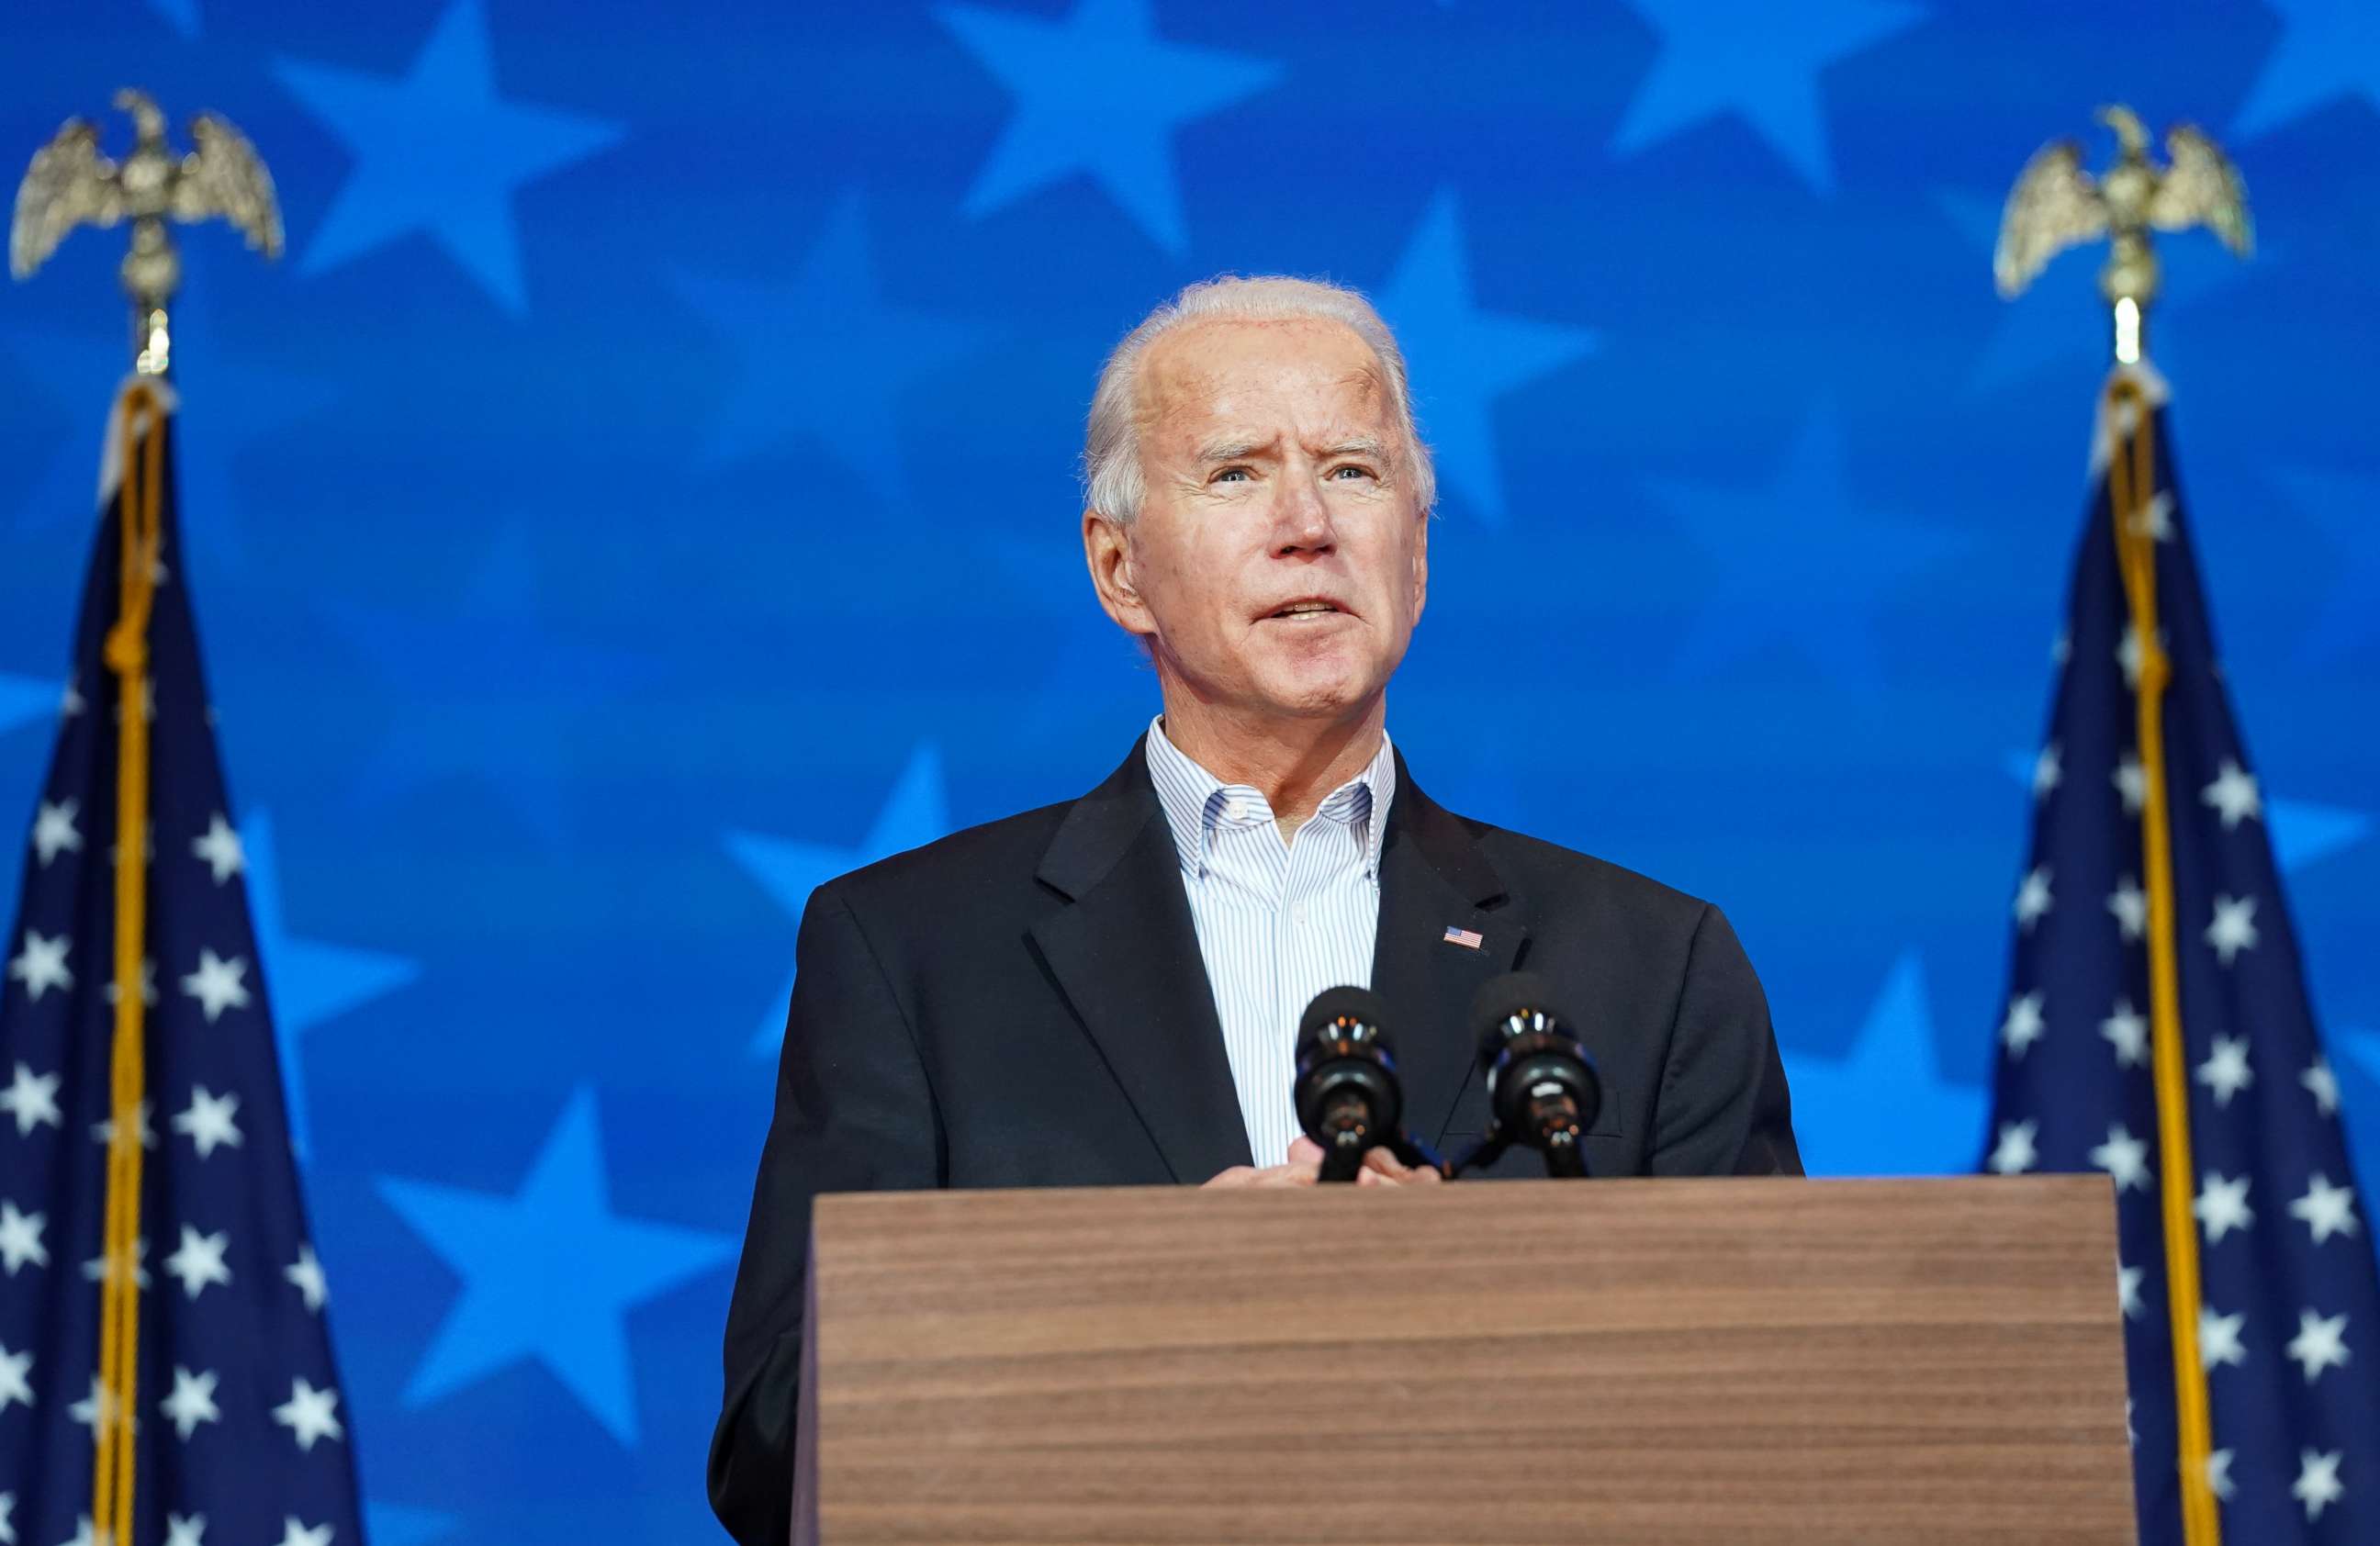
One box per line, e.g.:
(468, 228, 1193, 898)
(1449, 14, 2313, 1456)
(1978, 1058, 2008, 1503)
(671, 195, 994, 501)
(2270, 465, 2380, 667)
(1779, 950, 1988, 1175)
(934, 0, 1282, 253)
(240, 811, 421, 1160)
(376, 1086, 739, 1445)
(274, 0, 626, 314)
(2234, 0, 2380, 139)
(143, 0, 200, 38)
(727, 743, 951, 1058)
(1374, 190, 1600, 528)
(1650, 409, 1961, 689)
(1610, 0, 1924, 192)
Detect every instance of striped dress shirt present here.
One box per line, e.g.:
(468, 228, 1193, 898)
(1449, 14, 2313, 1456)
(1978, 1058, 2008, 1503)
(1143, 716, 1398, 1168)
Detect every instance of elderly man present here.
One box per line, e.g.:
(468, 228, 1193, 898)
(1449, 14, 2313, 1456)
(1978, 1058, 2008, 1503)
(708, 275, 1800, 1543)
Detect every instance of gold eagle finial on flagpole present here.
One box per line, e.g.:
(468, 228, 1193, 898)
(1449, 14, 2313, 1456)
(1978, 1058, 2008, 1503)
(11, 88, 283, 376)
(1994, 105, 2252, 365)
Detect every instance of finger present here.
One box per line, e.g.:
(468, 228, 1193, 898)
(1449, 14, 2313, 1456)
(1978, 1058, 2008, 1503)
(1201, 1166, 1258, 1189)
(1286, 1136, 1324, 1163)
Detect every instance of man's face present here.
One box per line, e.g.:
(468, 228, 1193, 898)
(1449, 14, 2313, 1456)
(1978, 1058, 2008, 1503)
(1085, 318, 1429, 723)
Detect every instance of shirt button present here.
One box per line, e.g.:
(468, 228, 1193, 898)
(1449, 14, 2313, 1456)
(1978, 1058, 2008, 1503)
(1290, 903, 1308, 926)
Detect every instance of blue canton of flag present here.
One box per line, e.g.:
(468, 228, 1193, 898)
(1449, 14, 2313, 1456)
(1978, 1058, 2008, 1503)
(1983, 364, 2380, 1542)
(0, 387, 365, 1546)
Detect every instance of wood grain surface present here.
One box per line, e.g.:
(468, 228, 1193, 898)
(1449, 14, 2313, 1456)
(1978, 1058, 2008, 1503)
(800, 1175, 2135, 1544)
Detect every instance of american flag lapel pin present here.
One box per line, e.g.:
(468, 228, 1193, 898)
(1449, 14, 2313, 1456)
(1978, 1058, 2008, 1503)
(1443, 924, 1485, 950)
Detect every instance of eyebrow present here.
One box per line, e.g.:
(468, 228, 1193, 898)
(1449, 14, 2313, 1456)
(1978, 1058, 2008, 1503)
(1195, 435, 1277, 465)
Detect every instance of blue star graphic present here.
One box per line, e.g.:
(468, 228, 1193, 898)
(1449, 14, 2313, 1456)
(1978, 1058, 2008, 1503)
(1651, 409, 1962, 689)
(1610, 0, 1922, 193)
(3, 319, 135, 537)
(2273, 466, 2380, 666)
(365, 1504, 460, 1546)
(935, 0, 1283, 254)
(0, 672, 56, 737)
(274, 0, 624, 315)
(1783, 951, 1988, 1176)
(144, 0, 198, 38)
(2235, 0, 2380, 139)
(1375, 190, 1599, 528)
(1999, 752, 2370, 874)
(376, 1085, 739, 1445)
(1934, 188, 2261, 395)
(326, 525, 657, 846)
(242, 810, 421, 1161)
(671, 196, 993, 502)
(729, 743, 951, 1058)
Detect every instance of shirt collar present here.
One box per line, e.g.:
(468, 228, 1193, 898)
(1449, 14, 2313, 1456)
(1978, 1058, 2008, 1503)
(1143, 715, 1397, 879)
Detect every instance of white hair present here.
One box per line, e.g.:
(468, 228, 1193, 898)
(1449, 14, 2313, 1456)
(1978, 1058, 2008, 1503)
(1080, 274, 1436, 522)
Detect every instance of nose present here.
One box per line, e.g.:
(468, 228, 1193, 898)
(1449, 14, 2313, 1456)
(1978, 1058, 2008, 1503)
(1273, 472, 1336, 557)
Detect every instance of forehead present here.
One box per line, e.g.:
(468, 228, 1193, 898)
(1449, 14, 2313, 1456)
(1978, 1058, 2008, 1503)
(1135, 318, 1391, 447)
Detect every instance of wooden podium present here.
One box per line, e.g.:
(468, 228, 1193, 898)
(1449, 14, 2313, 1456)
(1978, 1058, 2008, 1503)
(792, 1175, 2135, 1544)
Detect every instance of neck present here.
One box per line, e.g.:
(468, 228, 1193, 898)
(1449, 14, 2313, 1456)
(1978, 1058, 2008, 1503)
(1155, 686, 1386, 834)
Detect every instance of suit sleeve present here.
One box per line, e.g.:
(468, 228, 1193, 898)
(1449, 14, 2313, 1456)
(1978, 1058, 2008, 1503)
(708, 885, 942, 1546)
(1647, 903, 1802, 1177)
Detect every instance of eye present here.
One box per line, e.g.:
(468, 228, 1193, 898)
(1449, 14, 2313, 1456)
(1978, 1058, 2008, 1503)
(1328, 464, 1376, 481)
(1212, 466, 1252, 484)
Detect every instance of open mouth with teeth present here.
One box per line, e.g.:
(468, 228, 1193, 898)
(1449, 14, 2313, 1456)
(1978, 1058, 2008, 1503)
(1265, 600, 1347, 621)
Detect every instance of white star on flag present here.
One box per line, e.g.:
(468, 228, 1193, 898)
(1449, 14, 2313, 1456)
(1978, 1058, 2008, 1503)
(1988, 1118, 2038, 1174)
(170, 1085, 243, 1160)
(272, 1375, 344, 1451)
(2285, 1309, 2351, 1384)
(0, 1341, 30, 1412)
(2013, 866, 2054, 931)
(91, 1098, 157, 1150)
(2099, 999, 2148, 1069)
(2200, 759, 2262, 829)
(159, 1364, 221, 1440)
(2032, 742, 2061, 799)
(0, 1062, 62, 1137)
(2195, 1034, 2254, 1108)
(0, 1490, 15, 1546)
(191, 812, 244, 884)
(2127, 489, 2174, 542)
(5, 930, 72, 1001)
(273, 1518, 333, 1546)
(2106, 877, 2147, 942)
(81, 1235, 150, 1289)
(101, 956, 157, 1008)
(2206, 893, 2260, 966)
(2000, 991, 2048, 1059)
(2113, 753, 2147, 813)
(2303, 1056, 2341, 1117)
(2117, 1263, 2144, 1319)
(286, 1243, 329, 1313)
(179, 947, 253, 1023)
(29, 799, 81, 867)
(2199, 1305, 2248, 1370)
(2294, 1447, 2345, 1522)
(2205, 1448, 2236, 1501)
(2195, 1172, 2254, 1244)
(2290, 1173, 2360, 1245)
(165, 1514, 207, 1546)
(67, 1372, 135, 1434)
(2089, 1124, 2152, 1192)
(0, 1202, 47, 1274)
(163, 1225, 232, 1300)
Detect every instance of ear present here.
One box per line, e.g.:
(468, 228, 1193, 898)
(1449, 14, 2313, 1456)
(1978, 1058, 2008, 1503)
(1083, 510, 1156, 638)
(1409, 504, 1430, 622)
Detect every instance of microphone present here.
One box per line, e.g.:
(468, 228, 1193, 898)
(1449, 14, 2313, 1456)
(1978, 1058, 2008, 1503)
(1295, 987, 1409, 1183)
(1460, 973, 1603, 1179)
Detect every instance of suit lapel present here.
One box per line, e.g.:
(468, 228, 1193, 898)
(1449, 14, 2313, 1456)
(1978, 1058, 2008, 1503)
(1370, 757, 1525, 1147)
(1029, 742, 1254, 1183)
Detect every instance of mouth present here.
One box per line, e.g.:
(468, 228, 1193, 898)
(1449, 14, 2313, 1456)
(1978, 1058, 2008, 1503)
(1260, 598, 1353, 623)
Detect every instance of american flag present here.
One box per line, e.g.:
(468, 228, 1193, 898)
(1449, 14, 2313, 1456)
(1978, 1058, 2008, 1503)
(1983, 364, 2380, 1542)
(0, 387, 365, 1546)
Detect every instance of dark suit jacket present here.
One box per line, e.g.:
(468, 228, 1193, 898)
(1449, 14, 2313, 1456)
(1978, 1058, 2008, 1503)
(708, 738, 1801, 1544)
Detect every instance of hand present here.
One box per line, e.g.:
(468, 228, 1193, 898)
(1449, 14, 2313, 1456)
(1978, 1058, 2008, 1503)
(1201, 1137, 1444, 1188)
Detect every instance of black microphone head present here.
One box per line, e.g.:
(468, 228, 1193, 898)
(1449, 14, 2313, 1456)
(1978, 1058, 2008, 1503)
(1294, 985, 1401, 1145)
(1300, 985, 1392, 1050)
(1469, 971, 1604, 1145)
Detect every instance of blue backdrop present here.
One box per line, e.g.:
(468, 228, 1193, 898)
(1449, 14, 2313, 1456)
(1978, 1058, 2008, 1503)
(2, 0, 2375, 1539)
